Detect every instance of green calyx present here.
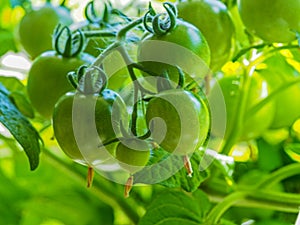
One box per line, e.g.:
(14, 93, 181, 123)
(53, 24, 85, 58)
(143, 2, 178, 36)
(67, 66, 108, 95)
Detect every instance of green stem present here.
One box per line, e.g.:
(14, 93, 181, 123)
(92, 41, 121, 67)
(117, 46, 155, 95)
(255, 163, 300, 189)
(83, 31, 117, 38)
(206, 191, 300, 214)
(204, 192, 247, 224)
(232, 43, 269, 62)
(221, 68, 252, 155)
(205, 188, 300, 224)
(117, 17, 144, 41)
(246, 78, 300, 118)
(92, 16, 144, 68)
(232, 42, 299, 62)
(246, 189, 300, 204)
(203, 163, 300, 224)
(115, 46, 141, 136)
(42, 148, 141, 224)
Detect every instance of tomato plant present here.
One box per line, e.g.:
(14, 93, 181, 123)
(18, 3, 72, 59)
(177, 0, 235, 71)
(237, 0, 300, 43)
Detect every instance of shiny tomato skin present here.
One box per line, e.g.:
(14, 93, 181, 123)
(18, 4, 73, 59)
(209, 74, 275, 141)
(53, 90, 128, 165)
(137, 19, 211, 86)
(238, 0, 300, 43)
(177, 0, 235, 71)
(146, 89, 210, 155)
(27, 51, 95, 119)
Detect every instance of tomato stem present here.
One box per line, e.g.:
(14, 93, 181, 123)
(83, 30, 117, 38)
(254, 163, 300, 189)
(204, 189, 300, 224)
(232, 43, 269, 62)
(205, 191, 247, 224)
(117, 17, 144, 41)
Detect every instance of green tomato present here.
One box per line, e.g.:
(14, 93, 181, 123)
(27, 51, 95, 119)
(237, 0, 300, 43)
(53, 90, 128, 165)
(271, 84, 300, 128)
(257, 53, 300, 129)
(137, 19, 210, 86)
(146, 89, 210, 155)
(116, 138, 151, 174)
(177, 0, 235, 71)
(18, 3, 73, 59)
(208, 74, 275, 141)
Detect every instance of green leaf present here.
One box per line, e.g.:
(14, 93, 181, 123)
(0, 76, 25, 92)
(9, 91, 35, 118)
(138, 190, 204, 225)
(192, 190, 212, 218)
(0, 77, 35, 118)
(133, 149, 209, 192)
(0, 29, 17, 56)
(0, 83, 41, 170)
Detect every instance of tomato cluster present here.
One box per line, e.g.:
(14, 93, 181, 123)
(18, 0, 300, 200)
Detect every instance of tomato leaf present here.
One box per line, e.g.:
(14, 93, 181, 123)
(0, 83, 41, 170)
(192, 189, 212, 218)
(133, 149, 209, 192)
(138, 190, 203, 225)
(9, 91, 35, 118)
(0, 76, 25, 92)
(0, 77, 34, 118)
